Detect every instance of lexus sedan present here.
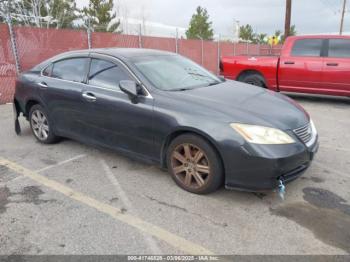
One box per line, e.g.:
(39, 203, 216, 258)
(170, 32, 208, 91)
(13, 48, 319, 194)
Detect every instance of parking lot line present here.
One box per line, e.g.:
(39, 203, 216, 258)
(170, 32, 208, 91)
(35, 154, 87, 173)
(0, 157, 214, 255)
(100, 159, 162, 254)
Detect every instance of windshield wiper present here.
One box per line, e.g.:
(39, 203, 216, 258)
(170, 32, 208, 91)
(188, 72, 213, 80)
(169, 88, 192, 91)
(207, 81, 221, 86)
(188, 72, 221, 86)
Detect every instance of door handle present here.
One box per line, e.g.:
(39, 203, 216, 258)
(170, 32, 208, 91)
(326, 63, 338, 66)
(82, 92, 96, 102)
(37, 82, 48, 89)
(284, 61, 295, 65)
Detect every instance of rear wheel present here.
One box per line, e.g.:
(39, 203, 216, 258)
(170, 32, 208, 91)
(240, 73, 266, 88)
(166, 134, 223, 194)
(29, 104, 59, 144)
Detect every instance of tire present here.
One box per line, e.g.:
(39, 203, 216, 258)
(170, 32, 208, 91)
(166, 134, 223, 194)
(240, 73, 266, 88)
(29, 104, 59, 144)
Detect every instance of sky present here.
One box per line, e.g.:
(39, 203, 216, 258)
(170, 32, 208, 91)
(76, 0, 349, 37)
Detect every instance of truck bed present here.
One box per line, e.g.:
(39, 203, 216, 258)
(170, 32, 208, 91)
(220, 56, 280, 90)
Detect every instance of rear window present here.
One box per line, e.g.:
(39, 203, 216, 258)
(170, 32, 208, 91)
(291, 39, 323, 57)
(52, 58, 88, 82)
(328, 39, 350, 58)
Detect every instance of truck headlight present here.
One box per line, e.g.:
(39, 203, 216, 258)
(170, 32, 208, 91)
(230, 123, 295, 145)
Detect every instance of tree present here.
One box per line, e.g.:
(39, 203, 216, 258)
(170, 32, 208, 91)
(42, 0, 78, 28)
(254, 33, 267, 44)
(186, 6, 214, 40)
(81, 0, 121, 33)
(239, 24, 270, 44)
(275, 25, 297, 43)
(289, 25, 297, 36)
(0, 0, 78, 28)
(239, 24, 255, 42)
(274, 30, 282, 38)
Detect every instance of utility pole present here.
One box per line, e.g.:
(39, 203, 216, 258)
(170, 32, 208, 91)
(340, 0, 347, 35)
(284, 0, 292, 39)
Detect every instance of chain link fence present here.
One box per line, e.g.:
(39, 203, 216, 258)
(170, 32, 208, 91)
(0, 22, 282, 104)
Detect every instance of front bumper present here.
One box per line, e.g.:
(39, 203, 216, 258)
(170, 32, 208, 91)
(223, 136, 319, 192)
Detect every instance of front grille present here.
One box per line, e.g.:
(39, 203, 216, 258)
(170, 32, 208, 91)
(293, 123, 312, 144)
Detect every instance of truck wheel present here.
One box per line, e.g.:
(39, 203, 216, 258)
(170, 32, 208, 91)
(240, 73, 266, 88)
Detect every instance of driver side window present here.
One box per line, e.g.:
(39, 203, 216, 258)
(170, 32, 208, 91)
(88, 59, 131, 90)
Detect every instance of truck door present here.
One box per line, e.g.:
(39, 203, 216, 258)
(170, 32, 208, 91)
(322, 38, 350, 96)
(278, 38, 325, 93)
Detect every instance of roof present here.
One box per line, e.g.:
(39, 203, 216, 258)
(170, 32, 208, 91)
(32, 48, 177, 71)
(89, 48, 176, 59)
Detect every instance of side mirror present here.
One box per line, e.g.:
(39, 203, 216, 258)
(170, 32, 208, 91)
(119, 80, 139, 103)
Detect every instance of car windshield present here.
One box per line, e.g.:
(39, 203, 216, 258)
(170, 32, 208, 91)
(132, 55, 222, 91)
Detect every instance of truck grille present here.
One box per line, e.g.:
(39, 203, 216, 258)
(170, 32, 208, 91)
(293, 123, 312, 144)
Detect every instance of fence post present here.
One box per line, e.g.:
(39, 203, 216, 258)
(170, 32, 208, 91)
(201, 38, 204, 66)
(258, 43, 261, 56)
(175, 28, 178, 54)
(6, 14, 20, 74)
(233, 42, 236, 56)
(87, 17, 92, 49)
(217, 34, 220, 75)
(138, 24, 142, 48)
(87, 28, 92, 49)
(246, 42, 249, 55)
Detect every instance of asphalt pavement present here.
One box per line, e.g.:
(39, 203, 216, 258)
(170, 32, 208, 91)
(0, 95, 349, 255)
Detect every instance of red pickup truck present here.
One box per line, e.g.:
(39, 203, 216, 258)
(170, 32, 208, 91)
(220, 35, 350, 97)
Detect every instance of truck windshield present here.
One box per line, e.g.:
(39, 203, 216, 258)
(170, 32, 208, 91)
(132, 55, 221, 91)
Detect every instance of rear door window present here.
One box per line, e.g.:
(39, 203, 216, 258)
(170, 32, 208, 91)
(88, 59, 131, 89)
(291, 39, 323, 57)
(52, 58, 88, 82)
(328, 39, 350, 58)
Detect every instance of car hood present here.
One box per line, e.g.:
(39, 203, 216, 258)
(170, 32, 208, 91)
(167, 80, 309, 130)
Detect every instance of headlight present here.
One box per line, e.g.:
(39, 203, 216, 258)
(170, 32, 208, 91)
(230, 123, 295, 145)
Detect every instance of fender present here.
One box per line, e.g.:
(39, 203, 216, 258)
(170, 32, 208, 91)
(160, 126, 224, 169)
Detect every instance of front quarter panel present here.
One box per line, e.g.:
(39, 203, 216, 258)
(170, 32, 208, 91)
(152, 91, 246, 167)
(151, 90, 316, 191)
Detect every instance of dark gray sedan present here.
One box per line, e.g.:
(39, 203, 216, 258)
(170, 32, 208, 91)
(13, 48, 319, 194)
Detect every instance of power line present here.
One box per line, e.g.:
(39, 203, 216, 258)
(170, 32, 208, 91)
(320, 0, 348, 15)
(320, 0, 348, 34)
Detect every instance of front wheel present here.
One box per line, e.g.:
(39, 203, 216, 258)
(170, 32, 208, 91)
(166, 134, 223, 194)
(29, 104, 59, 144)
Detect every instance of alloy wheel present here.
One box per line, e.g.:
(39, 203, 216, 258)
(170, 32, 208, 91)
(31, 110, 49, 141)
(170, 143, 211, 190)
